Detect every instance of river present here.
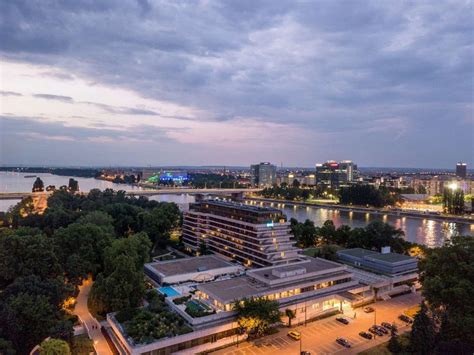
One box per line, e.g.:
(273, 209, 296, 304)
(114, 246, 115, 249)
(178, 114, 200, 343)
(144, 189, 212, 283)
(1, 172, 472, 247)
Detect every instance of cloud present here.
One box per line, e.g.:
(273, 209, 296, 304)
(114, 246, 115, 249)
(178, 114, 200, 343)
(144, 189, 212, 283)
(80, 102, 159, 115)
(0, 0, 472, 167)
(33, 94, 73, 102)
(0, 90, 23, 96)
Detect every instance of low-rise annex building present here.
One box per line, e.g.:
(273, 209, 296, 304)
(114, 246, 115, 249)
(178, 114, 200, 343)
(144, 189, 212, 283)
(336, 247, 419, 300)
(144, 255, 244, 285)
(107, 257, 369, 354)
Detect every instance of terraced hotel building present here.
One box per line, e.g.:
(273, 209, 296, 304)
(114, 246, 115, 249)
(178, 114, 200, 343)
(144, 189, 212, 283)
(182, 200, 302, 267)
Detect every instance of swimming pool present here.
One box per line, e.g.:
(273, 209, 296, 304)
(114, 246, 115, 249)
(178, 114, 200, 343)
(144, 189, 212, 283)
(158, 286, 181, 297)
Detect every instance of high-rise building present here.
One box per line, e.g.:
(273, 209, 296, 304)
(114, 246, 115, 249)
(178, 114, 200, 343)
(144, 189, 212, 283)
(456, 162, 467, 179)
(250, 162, 276, 187)
(315, 160, 357, 188)
(182, 200, 302, 267)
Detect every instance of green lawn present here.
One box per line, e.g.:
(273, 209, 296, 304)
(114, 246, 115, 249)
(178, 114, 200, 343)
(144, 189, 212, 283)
(302, 247, 319, 257)
(71, 334, 95, 355)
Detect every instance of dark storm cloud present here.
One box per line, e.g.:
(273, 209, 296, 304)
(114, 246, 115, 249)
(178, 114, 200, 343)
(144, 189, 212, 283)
(0, 0, 472, 167)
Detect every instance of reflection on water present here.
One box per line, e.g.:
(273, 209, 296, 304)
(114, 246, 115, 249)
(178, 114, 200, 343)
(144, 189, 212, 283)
(1, 172, 472, 248)
(243, 199, 472, 248)
(279, 204, 472, 248)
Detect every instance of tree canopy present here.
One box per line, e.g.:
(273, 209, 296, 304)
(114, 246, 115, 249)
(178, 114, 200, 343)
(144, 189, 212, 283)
(233, 298, 281, 336)
(0, 189, 181, 353)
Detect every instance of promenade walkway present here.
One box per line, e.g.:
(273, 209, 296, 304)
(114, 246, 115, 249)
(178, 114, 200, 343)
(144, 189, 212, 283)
(74, 277, 113, 355)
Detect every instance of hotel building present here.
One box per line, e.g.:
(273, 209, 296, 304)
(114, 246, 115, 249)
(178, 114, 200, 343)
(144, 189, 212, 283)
(107, 257, 364, 355)
(182, 200, 302, 267)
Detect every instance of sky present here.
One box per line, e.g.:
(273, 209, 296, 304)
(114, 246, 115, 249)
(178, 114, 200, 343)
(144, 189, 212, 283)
(0, 0, 473, 168)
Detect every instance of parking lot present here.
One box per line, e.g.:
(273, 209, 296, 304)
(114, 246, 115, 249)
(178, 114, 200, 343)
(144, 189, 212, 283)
(212, 292, 421, 355)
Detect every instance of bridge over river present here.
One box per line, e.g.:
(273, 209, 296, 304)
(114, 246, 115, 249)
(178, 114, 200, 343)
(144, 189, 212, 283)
(0, 188, 263, 200)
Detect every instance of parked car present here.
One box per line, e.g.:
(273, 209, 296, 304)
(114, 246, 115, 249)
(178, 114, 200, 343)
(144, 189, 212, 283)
(336, 338, 351, 348)
(369, 326, 384, 336)
(364, 306, 375, 313)
(300, 352, 311, 355)
(287, 330, 301, 340)
(336, 317, 349, 325)
(382, 322, 396, 330)
(375, 325, 389, 334)
(399, 314, 413, 323)
(359, 331, 373, 340)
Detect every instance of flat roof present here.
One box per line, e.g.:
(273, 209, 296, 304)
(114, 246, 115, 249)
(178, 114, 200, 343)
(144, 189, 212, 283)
(193, 200, 282, 214)
(366, 253, 415, 263)
(337, 248, 415, 264)
(198, 268, 352, 304)
(249, 258, 342, 281)
(337, 248, 378, 258)
(198, 276, 262, 303)
(147, 255, 236, 277)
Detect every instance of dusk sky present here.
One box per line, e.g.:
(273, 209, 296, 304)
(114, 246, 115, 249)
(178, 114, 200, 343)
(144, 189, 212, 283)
(0, 0, 473, 168)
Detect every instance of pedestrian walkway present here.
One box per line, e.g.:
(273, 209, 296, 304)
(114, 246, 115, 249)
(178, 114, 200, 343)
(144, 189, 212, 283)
(74, 277, 113, 355)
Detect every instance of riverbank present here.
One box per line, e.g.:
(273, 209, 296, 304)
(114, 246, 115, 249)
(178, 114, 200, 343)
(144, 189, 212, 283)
(245, 196, 474, 224)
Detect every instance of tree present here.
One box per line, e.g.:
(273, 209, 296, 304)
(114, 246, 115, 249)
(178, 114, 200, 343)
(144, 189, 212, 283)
(103, 232, 151, 275)
(89, 233, 151, 315)
(0, 338, 16, 355)
(420, 236, 474, 349)
(199, 241, 209, 255)
(0, 233, 63, 288)
(32, 177, 45, 192)
(53, 223, 113, 281)
(233, 298, 281, 336)
(67, 178, 79, 193)
(443, 188, 465, 215)
(285, 308, 296, 327)
(416, 185, 427, 194)
(89, 255, 145, 315)
(314, 244, 340, 261)
(388, 328, 402, 353)
(39, 338, 71, 355)
(0, 293, 57, 353)
(76, 211, 115, 234)
(316, 220, 337, 245)
(139, 203, 181, 248)
(409, 302, 436, 354)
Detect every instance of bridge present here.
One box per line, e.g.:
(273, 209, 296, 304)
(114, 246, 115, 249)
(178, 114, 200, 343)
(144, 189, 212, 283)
(0, 188, 263, 200)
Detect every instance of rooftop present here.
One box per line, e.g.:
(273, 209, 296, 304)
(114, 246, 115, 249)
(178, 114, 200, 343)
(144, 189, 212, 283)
(198, 258, 352, 304)
(337, 248, 415, 264)
(193, 200, 283, 214)
(365, 252, 415, 263)
(147, 255, 236, 277)
(337, 248, 378, 259)
(249, 258, 342, 281)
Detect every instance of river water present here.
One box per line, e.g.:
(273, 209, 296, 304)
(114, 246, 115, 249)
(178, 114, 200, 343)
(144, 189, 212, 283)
(1, 172, 472, 247)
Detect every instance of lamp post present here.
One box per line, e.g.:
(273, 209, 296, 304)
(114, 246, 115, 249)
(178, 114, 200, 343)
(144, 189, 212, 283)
(373, 309, 377, 340)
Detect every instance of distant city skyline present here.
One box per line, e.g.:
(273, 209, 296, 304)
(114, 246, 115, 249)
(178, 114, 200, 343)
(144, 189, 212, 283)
(1, 1, 473, 168)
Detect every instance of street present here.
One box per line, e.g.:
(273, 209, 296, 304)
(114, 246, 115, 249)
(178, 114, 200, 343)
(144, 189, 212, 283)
(74, 277, 113, 355)
(213, 292, 421, 355)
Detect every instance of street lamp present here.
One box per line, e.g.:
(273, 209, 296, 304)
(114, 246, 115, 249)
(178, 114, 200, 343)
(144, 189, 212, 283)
(373, 309, 377, 340)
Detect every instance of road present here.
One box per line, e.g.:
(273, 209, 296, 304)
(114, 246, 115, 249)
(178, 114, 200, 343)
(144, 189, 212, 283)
(213, 292, 421, 355)
(74, 277, 113, 355)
